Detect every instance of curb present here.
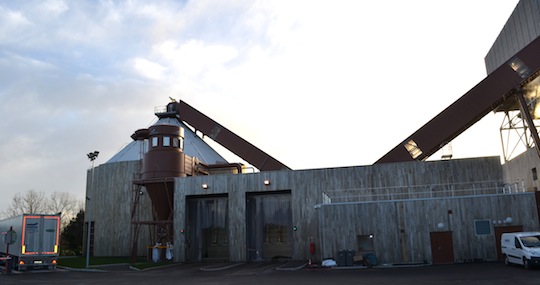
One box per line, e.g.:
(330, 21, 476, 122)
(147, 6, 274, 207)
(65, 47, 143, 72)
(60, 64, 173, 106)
(276, 262, 307, 271)
(57, 266, 107, 272)
(130, 262, 184, 271)
(200, 263, 244, 272)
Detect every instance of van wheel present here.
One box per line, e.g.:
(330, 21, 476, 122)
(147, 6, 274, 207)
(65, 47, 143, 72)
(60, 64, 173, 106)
(504, 255, 510, 265)
(523, 258, 531, 269)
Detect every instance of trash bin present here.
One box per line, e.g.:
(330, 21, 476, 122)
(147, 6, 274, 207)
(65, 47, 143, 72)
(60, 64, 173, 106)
(364, 253, 378, 268)
(346, 250, 355, 266)
(337, 250, 347, 266)
(337, 250, 355, 267)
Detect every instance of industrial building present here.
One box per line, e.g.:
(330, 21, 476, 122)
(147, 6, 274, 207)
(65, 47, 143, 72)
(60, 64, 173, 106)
(85, 0, 540, 265)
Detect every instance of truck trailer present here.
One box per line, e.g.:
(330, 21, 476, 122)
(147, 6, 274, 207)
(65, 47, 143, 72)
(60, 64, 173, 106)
(0, 214, 61, 270)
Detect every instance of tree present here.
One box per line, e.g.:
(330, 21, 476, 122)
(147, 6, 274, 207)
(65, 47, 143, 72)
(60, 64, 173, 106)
(3, 190, 82, 229)
(4, 190, 47, 217)
(60, 210, 84, 256)
(47, 191, 81, 229)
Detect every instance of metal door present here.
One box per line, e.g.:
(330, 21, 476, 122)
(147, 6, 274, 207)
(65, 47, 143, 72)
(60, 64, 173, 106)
(430, 231, 454, 264)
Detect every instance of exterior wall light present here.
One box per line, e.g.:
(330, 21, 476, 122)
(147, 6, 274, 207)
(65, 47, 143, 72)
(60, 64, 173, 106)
(264, 179, 271, 185)
(509, 56, 530, 78)
(202, 183, 208, 189)
(493, 217, 513, 224)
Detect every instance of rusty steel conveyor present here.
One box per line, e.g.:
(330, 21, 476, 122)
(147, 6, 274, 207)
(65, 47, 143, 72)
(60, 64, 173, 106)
(375, 36, 540, 164)
(168, 100, 291, 172)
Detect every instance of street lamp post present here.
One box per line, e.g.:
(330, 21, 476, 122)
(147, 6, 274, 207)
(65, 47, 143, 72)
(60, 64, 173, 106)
(86, 151, 99, 269)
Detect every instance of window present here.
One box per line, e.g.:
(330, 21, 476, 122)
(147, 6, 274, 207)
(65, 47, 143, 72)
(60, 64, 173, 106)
(171, 137, 184, 149)
(152, 137, 158, 147)
(474, 219, 492, 236)
(520, 236, 540, 247)
(143, 139, 149, 154)
(533, 168, 538, 181)
(163, 136, 171, 147)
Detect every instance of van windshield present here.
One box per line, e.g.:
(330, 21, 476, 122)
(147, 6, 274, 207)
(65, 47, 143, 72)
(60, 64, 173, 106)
(520, 236, 540, 247)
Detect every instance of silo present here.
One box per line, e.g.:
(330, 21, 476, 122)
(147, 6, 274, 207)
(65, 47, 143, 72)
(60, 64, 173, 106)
(131, 103, 188, 245)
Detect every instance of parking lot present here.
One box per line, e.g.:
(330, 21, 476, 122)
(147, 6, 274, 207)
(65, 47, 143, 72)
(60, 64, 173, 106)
(1, 261, 540, 285)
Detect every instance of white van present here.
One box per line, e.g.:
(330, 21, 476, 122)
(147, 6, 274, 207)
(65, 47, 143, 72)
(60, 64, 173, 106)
(501, 232, 540, 269)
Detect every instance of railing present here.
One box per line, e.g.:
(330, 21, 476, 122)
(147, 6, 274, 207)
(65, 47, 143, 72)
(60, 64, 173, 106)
(502, 180, 526, 194)
(154, 105, 167, 114)
(323, 180, 526, 203)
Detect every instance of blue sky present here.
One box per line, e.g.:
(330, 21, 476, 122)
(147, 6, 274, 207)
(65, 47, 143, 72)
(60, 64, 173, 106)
(0, 0, 520, 213)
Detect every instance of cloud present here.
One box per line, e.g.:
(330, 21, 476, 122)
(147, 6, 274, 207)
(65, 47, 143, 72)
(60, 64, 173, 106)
(133, 57, 166, 80)
(0, 0, 521, 214)
(41, 0, 69, 16)
(0, 6, 32, 44)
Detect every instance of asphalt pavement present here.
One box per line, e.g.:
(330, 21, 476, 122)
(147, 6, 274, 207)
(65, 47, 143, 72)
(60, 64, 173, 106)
(1, 261, 540, 285)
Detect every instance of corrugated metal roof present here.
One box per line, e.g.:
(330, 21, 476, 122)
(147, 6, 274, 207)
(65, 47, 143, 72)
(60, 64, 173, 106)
(106, 118, 228, 164)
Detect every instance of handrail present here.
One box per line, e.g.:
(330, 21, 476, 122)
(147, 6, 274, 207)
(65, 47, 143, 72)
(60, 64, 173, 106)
(323, 180, 526, 203)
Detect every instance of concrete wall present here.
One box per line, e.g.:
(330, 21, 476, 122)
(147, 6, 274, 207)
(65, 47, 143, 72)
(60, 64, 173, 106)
(85, 160, 153, 257)
(171, 156, 514, 263)
(502, 147, 540, 192)
(318, 193, 538, 264)
(88, 155, 539, 264)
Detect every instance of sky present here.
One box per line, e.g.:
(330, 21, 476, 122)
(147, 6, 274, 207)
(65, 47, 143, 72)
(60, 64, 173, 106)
(0, 0, 521, 214)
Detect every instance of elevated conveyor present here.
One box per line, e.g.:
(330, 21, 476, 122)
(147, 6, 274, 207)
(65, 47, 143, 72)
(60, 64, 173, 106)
(169, 100, 291, 171)
(375, 36, 540, 164)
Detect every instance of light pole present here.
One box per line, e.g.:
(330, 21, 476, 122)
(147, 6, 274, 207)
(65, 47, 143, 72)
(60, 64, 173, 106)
(86, 151, 99, 269)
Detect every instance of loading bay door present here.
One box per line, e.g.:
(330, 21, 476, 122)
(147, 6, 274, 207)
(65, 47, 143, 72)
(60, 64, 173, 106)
(246, 191, 292, 261)
(186, 195, 229, 261)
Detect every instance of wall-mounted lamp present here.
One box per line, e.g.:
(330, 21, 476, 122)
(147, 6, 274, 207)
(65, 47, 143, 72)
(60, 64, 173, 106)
(492, 217, 513, 225)
(202, 183, 208, 189)
(437, 222, 445, 230)
(264, 179, 271, 186)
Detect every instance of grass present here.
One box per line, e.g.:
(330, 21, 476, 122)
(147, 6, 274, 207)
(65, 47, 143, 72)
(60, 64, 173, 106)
(57, 256, 174, 269)
(58, 256, 132, 268)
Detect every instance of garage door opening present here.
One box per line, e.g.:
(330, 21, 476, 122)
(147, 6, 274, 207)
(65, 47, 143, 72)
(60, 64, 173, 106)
(246, 191, 292, 261)
(186, 195, 229, 261)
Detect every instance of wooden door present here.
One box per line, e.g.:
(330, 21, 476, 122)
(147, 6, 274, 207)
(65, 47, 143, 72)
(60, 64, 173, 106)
(430, 231, 454, 264)
(494, 225, 523, 260)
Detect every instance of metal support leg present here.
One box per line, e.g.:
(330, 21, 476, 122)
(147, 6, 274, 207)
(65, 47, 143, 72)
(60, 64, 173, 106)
(515, 89, 540, 159)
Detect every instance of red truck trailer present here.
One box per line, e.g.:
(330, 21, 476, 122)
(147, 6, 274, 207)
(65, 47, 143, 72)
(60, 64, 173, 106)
(0, 214, 61, 270)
